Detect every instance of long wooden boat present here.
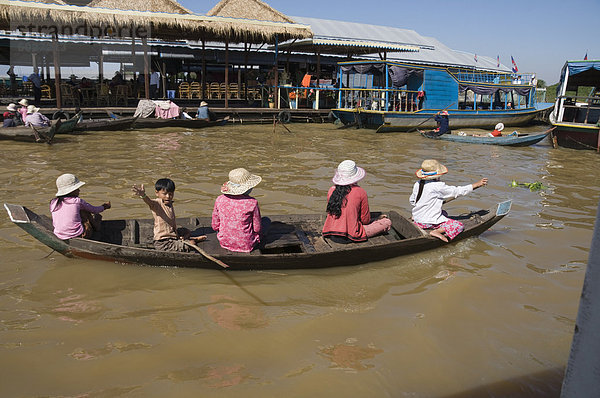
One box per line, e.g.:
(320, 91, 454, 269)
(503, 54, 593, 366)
(550, 60, 600, 151)
(132, 116, 229, 129)
(4, 201, 511, 270)
(420, 127, 555, 147)
(330, 60, 550, 132)
(0, 119, 60, 143)
(75, 115, 139, 132)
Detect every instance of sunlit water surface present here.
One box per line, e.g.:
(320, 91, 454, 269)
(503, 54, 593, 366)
(0, 123, 598, 397)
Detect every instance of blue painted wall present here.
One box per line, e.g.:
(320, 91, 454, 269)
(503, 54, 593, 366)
(423, 69, 458, 110)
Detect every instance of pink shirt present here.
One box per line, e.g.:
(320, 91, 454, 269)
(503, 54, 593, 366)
(155, 103, 180, 119)
(50, 197, 105, 239)
(211, 194, 262, 252)
(322, 185, 370, 242)
(18, 107, 27, 122)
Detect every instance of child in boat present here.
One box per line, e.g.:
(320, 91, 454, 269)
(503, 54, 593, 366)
(132, 178, 206, 252)
(410, 159, 487, 242)
(50, 173, 111, 240)
(211, 168, 269, 252)
(322, 160, 392, 243)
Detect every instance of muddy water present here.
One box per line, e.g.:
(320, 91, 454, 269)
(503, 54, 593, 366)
(0, 123, 598, 397)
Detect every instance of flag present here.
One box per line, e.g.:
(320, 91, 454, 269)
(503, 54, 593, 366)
(474, 54, 478, 62)
(497, 55, 500, 68)
(584, 52, 588, 60)
(511, 56, 518, 73)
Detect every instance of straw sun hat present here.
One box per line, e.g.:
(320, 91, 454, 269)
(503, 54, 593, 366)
(200, 101, 208, 107)
(55, 173, 85, 196)
(332, 160, 365, 186)
(495, 122, 505, 132)
(416, 159, 448, 180)
(26, 105, 39, 114)
(18, 98, 28, 106)
(6, 103, 16, 111)
(221, 168, 262, 195)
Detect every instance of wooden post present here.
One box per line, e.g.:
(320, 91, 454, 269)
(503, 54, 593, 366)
(98, 52, 104, 83)
(201, 39, 206, 99)
(225, 40, 229, 108)
(142, 37, 149, 99)
(162, 61, 167, 99)
(237, 67, 241, 100)
(316, 52, 321, 87)
(243, 42, 249, 100)
(52, 35, 61, 108)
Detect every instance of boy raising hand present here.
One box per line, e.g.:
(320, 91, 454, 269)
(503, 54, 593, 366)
(132, 178, 205, 252)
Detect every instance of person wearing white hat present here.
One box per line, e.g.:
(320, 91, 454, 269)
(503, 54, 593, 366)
(196, 101, 211, 121)
(3, 103, 22, 127)
(322, 160, 392, 243)
(24, 105, 50, 127)
(212, 168, 269, 252)
(491, 122, 504, 137)
(50, 174, 111, 240)
(410, 159, 487, 242)
(18, 98, 29, 121)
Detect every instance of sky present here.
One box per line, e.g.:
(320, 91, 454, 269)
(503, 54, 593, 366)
(179, 0, 600, 85)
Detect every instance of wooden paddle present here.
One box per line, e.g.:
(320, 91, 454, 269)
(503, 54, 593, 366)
(405, 102, 456, 134)
(182, 240, 229, 268)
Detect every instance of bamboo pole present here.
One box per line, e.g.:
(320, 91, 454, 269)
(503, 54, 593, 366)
(225, 40, 229, 108)
(142, 37, 149, 99)
(52, 34, 61, 108)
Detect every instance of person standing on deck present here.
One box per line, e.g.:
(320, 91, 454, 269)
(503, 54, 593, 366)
(28, 68, 42, 105)
(149, 69, 160, 99)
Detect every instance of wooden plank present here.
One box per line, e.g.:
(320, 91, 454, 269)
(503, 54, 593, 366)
(294, 229, 317, 253)
(388, 210, 425, 238)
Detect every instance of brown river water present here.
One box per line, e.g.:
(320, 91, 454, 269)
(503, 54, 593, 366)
(0, 123, 598, 397)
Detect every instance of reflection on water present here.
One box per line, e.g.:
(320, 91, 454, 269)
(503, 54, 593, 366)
(0, 123, 596, 396)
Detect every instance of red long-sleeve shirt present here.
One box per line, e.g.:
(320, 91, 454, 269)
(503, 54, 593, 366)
(322, 185, 370, 242)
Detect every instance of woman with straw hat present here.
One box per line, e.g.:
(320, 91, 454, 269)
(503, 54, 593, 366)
(3, 103, 22, 127)
(322, 160, 392, 243)
(211, 168, 269, 252)
(18, 98, 28, 122)
(410, 159, 487, 242)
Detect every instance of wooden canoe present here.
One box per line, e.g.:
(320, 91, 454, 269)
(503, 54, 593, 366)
(0, 119, 60, 143)
(75, 115, 139, 132)
(132, 116, 229, 129)
(4, 201, 511, 270)
(420, 127, 555, 147)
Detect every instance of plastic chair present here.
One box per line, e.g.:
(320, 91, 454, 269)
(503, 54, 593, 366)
(96, 84, 110, 106)
(61, 84, 80, 107)
(113, 85, 128, 106)
(229, 83, 239, 99)
(209, 82, 220, 99)
(41, 84, 52, 99)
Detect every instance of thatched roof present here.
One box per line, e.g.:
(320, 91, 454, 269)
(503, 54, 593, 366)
(0, 0, 312, 43)
(87, 0, 191, 14)
(207, 0, 295, 23)
(20, 0, 67, 4)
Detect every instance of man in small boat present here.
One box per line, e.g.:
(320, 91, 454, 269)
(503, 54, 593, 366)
(322, 160, 392, 243)
(3, 103, 23, 127)
(132, 178, 206, 252)
(474, 123, 505, 137)
(196, 101, 215, 121)
(24, 105, 51, 128)
(422, 110, 451, 137)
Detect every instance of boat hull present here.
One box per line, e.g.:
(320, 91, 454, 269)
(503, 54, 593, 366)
(5, 202, 508, 270)
(132, 118, 228, 129)
(332, 108, 543, 132)
(551, 122, 600, 151)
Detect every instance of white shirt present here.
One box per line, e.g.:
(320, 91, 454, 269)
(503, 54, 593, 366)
(409, 180, 473, 225)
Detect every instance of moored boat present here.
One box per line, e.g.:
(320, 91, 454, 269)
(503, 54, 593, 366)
(550, 60, 600, 151)
(75, 115, 139, 132)
(420, 127, 555, 147)
(54, 112, 82, 134)
(330, 60, 551, 132)
(4, 201, 511, 270)
(132, 116, 229, 129)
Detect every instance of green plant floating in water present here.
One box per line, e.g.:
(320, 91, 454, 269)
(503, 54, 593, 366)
(509, 180, 547, 191)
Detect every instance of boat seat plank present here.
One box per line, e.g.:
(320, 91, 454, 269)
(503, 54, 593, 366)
(389, 210, 426, 238)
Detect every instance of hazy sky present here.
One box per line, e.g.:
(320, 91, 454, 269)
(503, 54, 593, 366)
(180, 0, 599, 85)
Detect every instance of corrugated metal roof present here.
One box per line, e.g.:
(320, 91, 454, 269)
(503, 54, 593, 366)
(292, 16, 510, 72)
(276, 37, 419, 55)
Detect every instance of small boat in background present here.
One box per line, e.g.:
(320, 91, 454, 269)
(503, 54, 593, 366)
(420, 127, 555, 147)
(0, 119, 60, 143)
(132, 116, 229, 129)
(550, 60, 600, 151)
(75, 114, 138, 132)
(4, 201, 511, 270)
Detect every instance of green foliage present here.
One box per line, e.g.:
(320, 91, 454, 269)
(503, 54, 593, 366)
(510, 180, 547, 191)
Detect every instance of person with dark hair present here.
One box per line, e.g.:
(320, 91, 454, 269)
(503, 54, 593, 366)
(28, 68, 42, 105)
(50, 173, 111, 239)
(322, 160, 392, 243)
(421, 110, 451, 137)
(132, 178, 206, 252)
(410, 159, 487, 242)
